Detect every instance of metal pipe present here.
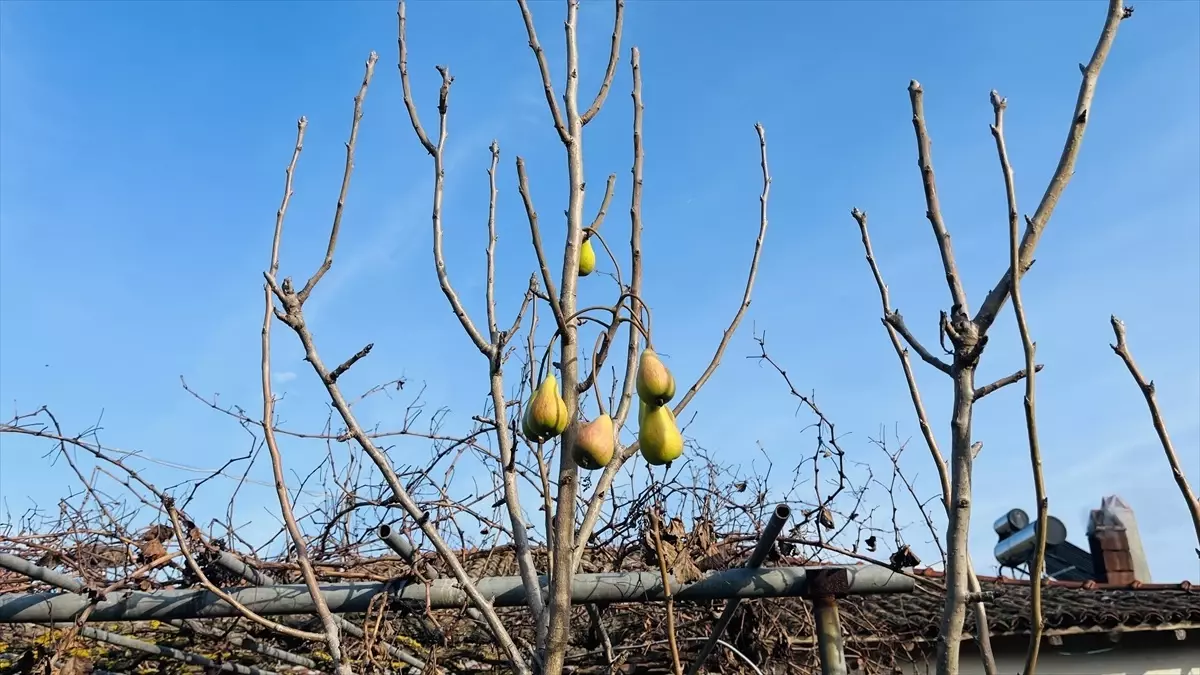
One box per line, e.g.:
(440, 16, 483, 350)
(0, 565, 913, 623)
(173, 619, 320, 671)
(79, 625, 282, 675)
(377, 524, 486, 628)
(807, 567, 851, 675)
(216, 551, 277, 587)
(0, 553, 85, 593)
(214, 550, 427, 672)
(378, 524, 419, 565)
(686, 503, 791, 675)
(1, 554, 321, 673)
(813, 596, 848, 675)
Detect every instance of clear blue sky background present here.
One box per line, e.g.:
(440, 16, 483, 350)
(1, 0, 1197, 583)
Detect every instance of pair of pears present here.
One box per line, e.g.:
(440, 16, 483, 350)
(522, 374, 615, 470)
(636, 348, 683, 466)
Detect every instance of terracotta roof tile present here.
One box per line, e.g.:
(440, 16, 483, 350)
(837, 568, 1200, 638)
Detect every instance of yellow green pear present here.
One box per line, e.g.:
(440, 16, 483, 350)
(523, 374, 566, 442)
(638, 399, 649, 426)
(639, 404, 683, 466)
(521, 406, 538, 441)
(573, 414, 614, 470)
(553, 395, 570, 436)
(636, 347, 676, 407)
(578, 238, 596, 277)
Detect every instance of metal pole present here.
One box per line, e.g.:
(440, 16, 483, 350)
(0, 553, 85, 593)
(216, 550, 277, 587)
(809, 568, 849, 675)
(215, 550, 427, 672)
(813, 597, 848, 675)
(378, 524, 419, 565)
(1, 553, 320, 674)
(79, 626, 284, 675)
(686, 503, 791, 675)
(0, 565, 914, 623)
(174, 619, 320, 671)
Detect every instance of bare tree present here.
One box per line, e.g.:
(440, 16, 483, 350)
(393, 0, 772, 671)
(848, 2, 1133, 674)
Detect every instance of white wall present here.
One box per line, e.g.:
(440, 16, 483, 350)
(898, 643, 1200, 675)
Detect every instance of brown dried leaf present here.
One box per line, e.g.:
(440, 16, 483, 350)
(56, 656, 89, 675)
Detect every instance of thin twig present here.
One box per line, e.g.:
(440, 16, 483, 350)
(516, 156, 569, 335)
(296, 52, 378, 304)
(648, 507, 683, 675)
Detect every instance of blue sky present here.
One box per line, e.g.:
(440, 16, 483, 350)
(1, 0, 1197, 583)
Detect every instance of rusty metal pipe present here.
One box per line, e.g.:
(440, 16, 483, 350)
(813, 595, 848, 675)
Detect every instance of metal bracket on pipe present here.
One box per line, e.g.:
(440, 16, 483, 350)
(808, 567, 851, 597)
(809, 567, 851, 675)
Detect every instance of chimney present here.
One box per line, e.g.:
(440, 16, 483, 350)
(1087, 495, 1152, 585)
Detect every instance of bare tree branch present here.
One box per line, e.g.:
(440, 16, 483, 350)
(884, 311, 952, 375)
(1110, 315, 1200, 557)
(972, 1, 1135, 336)
(516, 0, 570, 145)
(164, 501, 325, 644)
(262, 67, 381, 669)
(516, 157, 569, 335)
(542, 0, 588, 667)
(395, 44, 493, 357)
(990, 88, 1050, 675)
(850, 207, 999, 675)
(973, 363, 1044, 401)
(908, 80, 971, 319)
(579, 0, 624, 126)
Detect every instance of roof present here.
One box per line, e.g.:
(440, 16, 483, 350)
(837, 568, 1200, 642)
(2, 546, 1197, 674)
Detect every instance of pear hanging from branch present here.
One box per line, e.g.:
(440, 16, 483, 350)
(522, 374, 569, 443)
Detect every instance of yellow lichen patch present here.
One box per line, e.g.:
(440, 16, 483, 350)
(394, 635, 423, 652)
(33, 630, 62, 646)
